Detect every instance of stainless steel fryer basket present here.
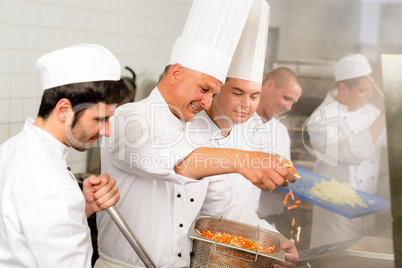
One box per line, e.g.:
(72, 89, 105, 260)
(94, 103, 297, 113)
(188, 215, 285, 267)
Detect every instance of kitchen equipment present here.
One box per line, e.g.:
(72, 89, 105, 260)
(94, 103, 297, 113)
(121, 66, 136, 103)
(276, 165, 391, 219)
(296, 236, 394, 268)
(106, 206, 158, 268)
(189, 215, 285, 267)
(382, 54, 402, 267)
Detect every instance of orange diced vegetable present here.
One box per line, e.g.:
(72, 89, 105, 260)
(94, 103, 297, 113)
(196, 229, 277, 254)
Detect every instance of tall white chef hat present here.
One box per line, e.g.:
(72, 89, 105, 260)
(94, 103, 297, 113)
(227, 0, 270, 84)
(36, 43, 121, 90)
(169, 0, 253, 83)
(333, 53, 372, 82)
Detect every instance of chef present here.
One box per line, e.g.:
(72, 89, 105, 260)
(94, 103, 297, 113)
(188, 3, 299, 265)
(247, 67, 302, 223)
(0, 44, 128, 267)
(95, 0, 296, 267)
(189, 0, 270, 213)
(307, 53, 386, 247)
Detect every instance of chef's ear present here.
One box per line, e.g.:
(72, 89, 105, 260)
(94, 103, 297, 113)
(263, 79, 275, 91)
(338, 82, 348, 92)
(55, 98, 73, 122)
(168, 63, 185, 86)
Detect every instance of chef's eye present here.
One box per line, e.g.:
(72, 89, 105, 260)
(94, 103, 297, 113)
(201, 87, 208, 93)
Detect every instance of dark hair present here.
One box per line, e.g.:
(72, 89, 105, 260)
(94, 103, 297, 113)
(38, 79, 130, 123)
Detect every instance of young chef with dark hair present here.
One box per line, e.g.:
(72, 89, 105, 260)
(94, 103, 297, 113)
(307, 53, 386, 247)
(95, 0, 296, 267)
(0, 44, 129, 267)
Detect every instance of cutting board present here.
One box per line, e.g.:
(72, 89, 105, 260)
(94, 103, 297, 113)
(276, 165, 391, 219)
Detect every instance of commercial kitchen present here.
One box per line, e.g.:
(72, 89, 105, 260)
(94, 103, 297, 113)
(0, 0, 401, 267)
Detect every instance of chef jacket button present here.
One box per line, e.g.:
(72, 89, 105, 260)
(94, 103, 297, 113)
(343, 116, 346, 119)
(178, 253, 182, 257)
(360, 180, 363, 183)
(179, 223, 183, 227)
(67, 167, 71, 171)
(177, 194, 181, 198)
(371, 177, 374, 180)
(190, 252, 194, 257)
(351, 131, 354, 134)
(190, 198, 194, 202)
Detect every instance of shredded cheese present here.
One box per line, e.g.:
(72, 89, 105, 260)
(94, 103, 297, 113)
(308, 179, 367, 208)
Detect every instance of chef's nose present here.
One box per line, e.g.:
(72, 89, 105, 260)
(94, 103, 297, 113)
(99, 120, 111, 137)
(284, 101, 293, 112)
(201, 94, 213, 110)
(240, 96, 250, 108)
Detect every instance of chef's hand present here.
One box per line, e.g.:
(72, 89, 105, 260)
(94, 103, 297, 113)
(83, 173, 120, 217)
(273, 239, 299, 268)
(239, 152, 296, 191)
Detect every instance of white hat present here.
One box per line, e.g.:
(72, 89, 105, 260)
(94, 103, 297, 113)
(169, 0, 253, 83)
(333, 53, 372, 82)
(36, 43, 121, 90)
(227, 0, 270, 84)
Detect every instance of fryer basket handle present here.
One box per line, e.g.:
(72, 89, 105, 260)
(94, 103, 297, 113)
(106, 206, 158, 268)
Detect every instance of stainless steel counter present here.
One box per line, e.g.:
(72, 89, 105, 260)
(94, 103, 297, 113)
(296, 236, 394, 268)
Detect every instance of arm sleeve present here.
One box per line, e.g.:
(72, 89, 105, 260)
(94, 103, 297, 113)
(103, 107, 197, 184)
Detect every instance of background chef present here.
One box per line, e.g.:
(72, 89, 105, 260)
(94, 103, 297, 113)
(307, 53, 387, 247)
(250, 67, 302, 224)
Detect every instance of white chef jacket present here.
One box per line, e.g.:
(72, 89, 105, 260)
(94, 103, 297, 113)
(242, 112, 291, 160)
(307, 89, 386, 247)
(190, 110, 261, 212)
(96, 87, 277, 268)
(241, 113, 291, 218)
(0, 118, 92, 268)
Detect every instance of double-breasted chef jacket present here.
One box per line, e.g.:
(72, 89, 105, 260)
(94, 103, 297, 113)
(190, 110, 261, 212)
(242, 113, 291, 219)
(96, 87, 277, 268)
(0, 118, 92, 267)
(307, 88, 386, 247)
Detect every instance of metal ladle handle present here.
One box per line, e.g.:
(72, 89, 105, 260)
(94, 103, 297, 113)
(106, 206, 158, 268)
